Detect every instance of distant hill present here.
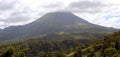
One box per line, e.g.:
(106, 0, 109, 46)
(33, 32, 108, 41)
(0, 12, 118, 41)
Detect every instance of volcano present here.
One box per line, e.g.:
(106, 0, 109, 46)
(0, 12, 117, 41)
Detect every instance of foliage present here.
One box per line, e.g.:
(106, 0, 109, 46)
(0, 46, 14, 57)
(104, 47, 117, 57)
(0, 31, 120, 57)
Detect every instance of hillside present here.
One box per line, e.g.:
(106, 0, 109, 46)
(0, 12, 117, 41)
(0, 31, 120, 57)
(0, 32, 92, 57)
(68, 31, 120, 57)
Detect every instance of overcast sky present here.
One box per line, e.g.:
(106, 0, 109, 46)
(0, 0, 120, 29)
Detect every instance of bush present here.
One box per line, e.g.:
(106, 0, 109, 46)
(104, 47, 117, 57)
(0, 46, 15, 57)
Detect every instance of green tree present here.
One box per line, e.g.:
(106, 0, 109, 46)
(0, 46, 14, 57)
(115, 40, 120, 50)
(87, 52, 95, 57)
(73, 48, 82, 57)
(18, 52, 26, 57)
(104, 47, 117, 57)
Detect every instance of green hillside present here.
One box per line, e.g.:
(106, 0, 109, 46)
(68, 31, 120, 57)
(0, 31, 120, 57)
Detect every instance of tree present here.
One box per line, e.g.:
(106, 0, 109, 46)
(18, 52, 26, 57)
(55, 52, 66, 57)
(115, 40, 120, 50)
(0, 46, 14, 57)
(104, 47, 117, 57)
(73, 47, 82, 57)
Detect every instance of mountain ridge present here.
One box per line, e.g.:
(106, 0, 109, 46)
(0, 11, 118, 41)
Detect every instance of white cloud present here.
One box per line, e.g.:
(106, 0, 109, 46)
(99, 17, 120, 28)
(0, 0, 16, 10)
(0, 0, 120, 29)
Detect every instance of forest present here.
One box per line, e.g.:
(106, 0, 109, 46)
(0, 31, 120, 57)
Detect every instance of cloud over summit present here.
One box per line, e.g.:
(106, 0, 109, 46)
(0, 0, 120, 28)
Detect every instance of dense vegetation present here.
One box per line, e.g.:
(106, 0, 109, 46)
(0, 31, 120, 57)
(72, 31, 120, 57)
(0, 32, 91, 57)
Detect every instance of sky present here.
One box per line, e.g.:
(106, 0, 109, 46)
(0, 0, 120, 29)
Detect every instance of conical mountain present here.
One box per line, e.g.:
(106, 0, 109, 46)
(0, 12, 117, 41)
